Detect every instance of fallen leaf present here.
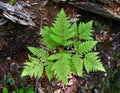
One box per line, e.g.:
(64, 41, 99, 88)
(54, 89, 61, 93)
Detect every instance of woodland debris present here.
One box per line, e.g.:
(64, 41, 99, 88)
(0, 1, 35, 26)
(69, 2, 120, 21)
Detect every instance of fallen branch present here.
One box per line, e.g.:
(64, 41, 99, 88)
(69, 2, 120, 21)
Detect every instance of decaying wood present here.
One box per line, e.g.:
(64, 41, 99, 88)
(0, 1, 35, 26)
(97, 0, 120, 4)
(69, 2, 120, 21)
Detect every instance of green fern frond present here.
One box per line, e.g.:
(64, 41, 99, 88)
(78, 21, 93, 40)
(21, 55, 44, 79)
(41, 26, 59, 50)
(50, 9, 76, 46)
(48, 52, 71, 60)
(77, 41, 98, 54)
(28, 47, 48, 60)
(50, 34, 63, 45)
(52, 9, 70, 35)
(52, 58, 70, 85)
(41, 9, 76, 49)
(48, 53, 62, 60)
(50, 53, 71, 85)
(71, 55, 83, 76)
(44, 61, 54, 81)
(84, 52, 105, 73)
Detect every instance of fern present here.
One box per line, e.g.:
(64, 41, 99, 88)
(71, 55, 83, 76)
(21, 55, 44, 79)
(84, 52, 105, 73)
(41, 9, 76, 49)
(44, 61, 54, 81)
(21, 9, 105, 85)
(47, 52, 71, 84)
(50, 53, 71, 85)
(77, 41, 98, 54)
(78, 21, 93, 40)
(28, 47, 48, 60)
(41, 26, 58, 50)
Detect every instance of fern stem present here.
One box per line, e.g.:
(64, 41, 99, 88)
(35, 76, 39, 92)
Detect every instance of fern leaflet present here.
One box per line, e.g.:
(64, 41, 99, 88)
(21, 55, 44, 79)
(28, 47, 48, 60)
(71, 55, 83, 76)
(78, 21, 93, 40)
(77, 41, 98, 54)
(84, 52, 105, 73)
(44, 61, 54, 81)
(52, 59, 70, 85)
(50, 53, 71, 85)
(50, 9, 76, 46)
(41, 26, 59, 50)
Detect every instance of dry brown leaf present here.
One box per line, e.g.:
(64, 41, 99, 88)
(54, 89, 61, 93)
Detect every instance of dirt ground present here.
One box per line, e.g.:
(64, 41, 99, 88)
(0, 0, 120, 93)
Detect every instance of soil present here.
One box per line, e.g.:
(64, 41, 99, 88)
(0, 0, 120, 93)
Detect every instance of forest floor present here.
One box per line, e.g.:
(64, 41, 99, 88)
(0, 0, 120, 93)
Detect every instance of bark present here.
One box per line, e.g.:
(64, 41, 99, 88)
(69, 2, 120, 21)
(0, 1, 35, 26)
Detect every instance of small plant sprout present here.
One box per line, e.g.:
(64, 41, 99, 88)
(9, 0, 16, 5)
